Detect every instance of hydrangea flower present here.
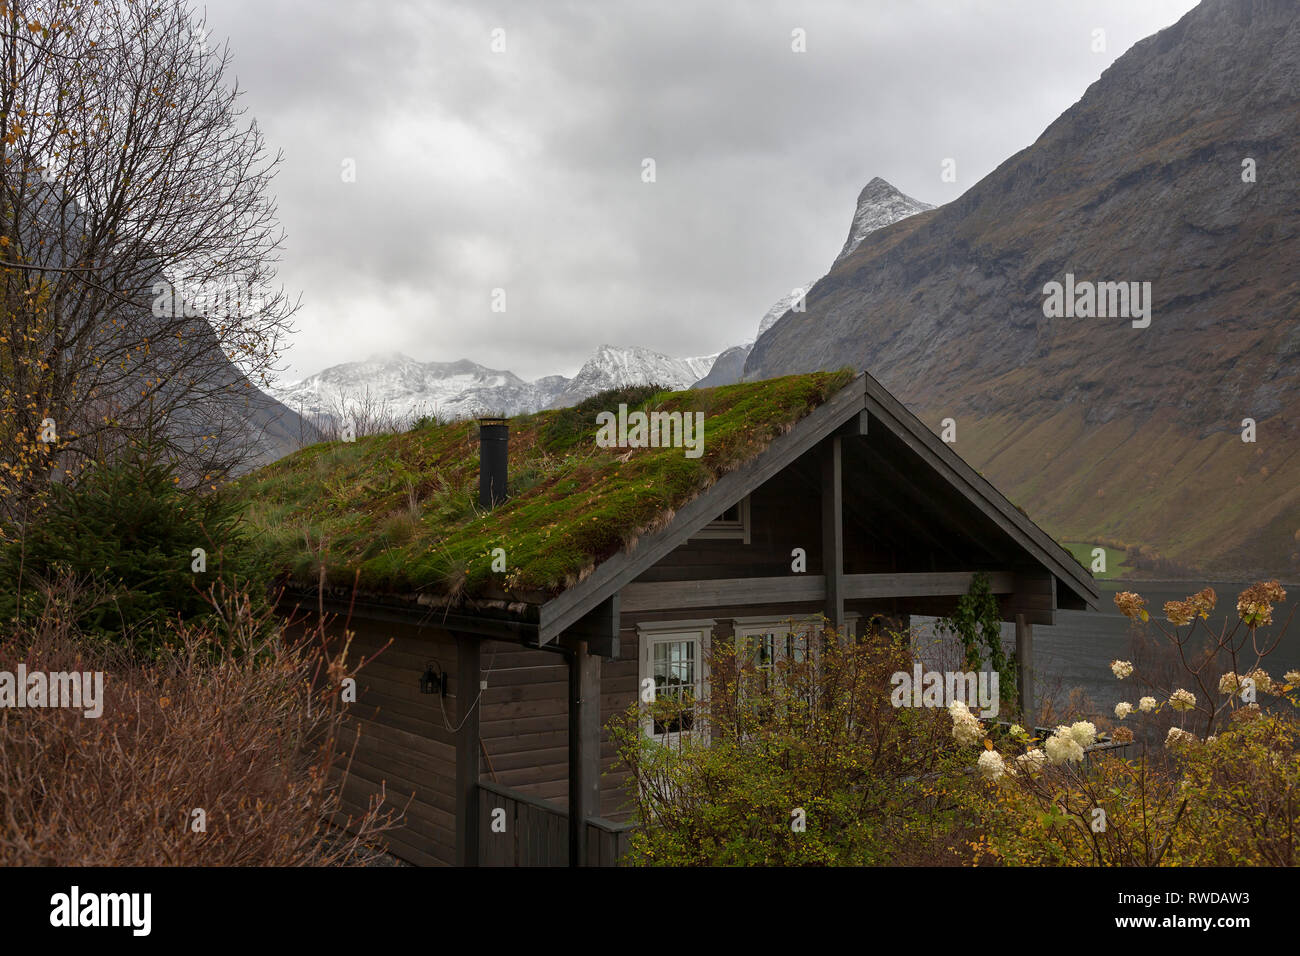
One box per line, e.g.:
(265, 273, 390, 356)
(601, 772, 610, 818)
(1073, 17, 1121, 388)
(1110, 660, 1134, 679)
(1114, 702, 1133, 719)
(1045, 727, 1085, 764)
(1246, 668, 1274, 695)
(1114, 592, 1147, 621)
(1013, 749, 1048, 773)
(949, 700, 984, 747)
(1069, 721, 1097, 747)
(1166, 726, 1197, 748)
(1237, 581, 1286, 628)
(1169, 688, 1196, 712)
(1219, 672, 1242, 695)
(977, 749, 1006, 780)
(1138, 696, 1157, 713)
(1283, 670, 1300, 685)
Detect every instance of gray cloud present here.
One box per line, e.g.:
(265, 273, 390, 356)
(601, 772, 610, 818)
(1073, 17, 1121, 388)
(201, 0, 1200, 383)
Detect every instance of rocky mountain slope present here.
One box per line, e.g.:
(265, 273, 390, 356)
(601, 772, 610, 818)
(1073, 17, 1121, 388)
(695, 178, 933, 388)
(745, 0, 1300, 579)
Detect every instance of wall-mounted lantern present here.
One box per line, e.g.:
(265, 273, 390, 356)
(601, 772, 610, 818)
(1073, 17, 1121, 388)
(419, 662, 447, 697)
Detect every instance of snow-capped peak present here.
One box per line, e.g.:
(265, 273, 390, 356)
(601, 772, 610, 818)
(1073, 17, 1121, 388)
(835, 177, 934, 263)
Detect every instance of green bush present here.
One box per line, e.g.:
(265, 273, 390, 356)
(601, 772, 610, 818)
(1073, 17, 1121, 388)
(0, 439, 251, 655)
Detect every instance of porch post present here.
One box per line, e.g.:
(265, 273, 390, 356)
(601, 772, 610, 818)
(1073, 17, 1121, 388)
(455, 633, 481, 866)
(821, 435, 845, 635)
(567, 641, 601, 866)
(1015, 613, 1034, 718)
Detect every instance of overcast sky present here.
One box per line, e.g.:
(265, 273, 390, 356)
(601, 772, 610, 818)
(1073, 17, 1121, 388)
(200, 0, 1200, 384)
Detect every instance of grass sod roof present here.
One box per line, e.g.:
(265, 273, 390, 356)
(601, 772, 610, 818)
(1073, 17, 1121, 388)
(232, 370, 857, 607)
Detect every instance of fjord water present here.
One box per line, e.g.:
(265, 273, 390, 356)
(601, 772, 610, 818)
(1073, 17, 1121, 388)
(1034, 581, 1299, 713)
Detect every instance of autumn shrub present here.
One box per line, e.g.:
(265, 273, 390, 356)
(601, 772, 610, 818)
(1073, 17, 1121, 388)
(955, 581, 1300, 867)
(0, 578, 398, 865)
(612, 627, 981, 866)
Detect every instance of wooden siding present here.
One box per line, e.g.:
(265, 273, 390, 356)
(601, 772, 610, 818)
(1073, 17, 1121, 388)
(316, 616, 460, 867)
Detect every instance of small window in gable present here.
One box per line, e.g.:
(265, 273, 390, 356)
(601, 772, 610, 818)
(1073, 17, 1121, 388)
(692, 495, 750, 543)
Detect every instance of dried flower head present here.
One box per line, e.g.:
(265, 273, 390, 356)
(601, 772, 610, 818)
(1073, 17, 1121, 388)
(1245, 668, 1274, 695)
(1163, 600, 1195, 627)
(1169, 688, 1196, 712)
(1237, 580, 1287, 628)
(1114, 591, 1148, 621)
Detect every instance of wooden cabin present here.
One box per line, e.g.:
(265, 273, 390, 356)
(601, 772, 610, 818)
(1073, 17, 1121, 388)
(245, 370, 1099, 866)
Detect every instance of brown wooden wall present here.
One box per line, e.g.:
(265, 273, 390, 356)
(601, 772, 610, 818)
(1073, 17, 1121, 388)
(477, 638, 637, 822)
(322, 616, 460, 867)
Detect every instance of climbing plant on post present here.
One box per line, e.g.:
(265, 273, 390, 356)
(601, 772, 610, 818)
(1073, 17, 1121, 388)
(937, 572, 1017, 712)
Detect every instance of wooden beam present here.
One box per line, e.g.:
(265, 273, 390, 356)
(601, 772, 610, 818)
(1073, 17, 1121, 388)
(622, 575, 826, 612)
(841, 571, 1016, 600)
(454, 632, 481, 866)
(567, 642, 601, 866)
(1015, 614, 1034, 718)
(836, 410, 869, 437)
(562, 594, 620, 659)
(621, 572, 1019, 613)
(821, 436, 845, 633)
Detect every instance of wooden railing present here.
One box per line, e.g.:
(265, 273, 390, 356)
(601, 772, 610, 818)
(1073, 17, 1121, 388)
(477, 780, 634, 866)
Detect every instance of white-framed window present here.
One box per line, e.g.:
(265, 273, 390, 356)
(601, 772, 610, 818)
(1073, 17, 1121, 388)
(732, 613, 860, 663)
(691, 495, 750, 543)
(637, 620, 713, 745)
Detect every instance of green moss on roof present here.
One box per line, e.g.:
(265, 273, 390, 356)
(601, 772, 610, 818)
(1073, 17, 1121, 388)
(232, 370, 855, 602)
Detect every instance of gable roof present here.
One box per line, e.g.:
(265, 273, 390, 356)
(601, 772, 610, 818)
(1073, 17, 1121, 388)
(537, 373, 1100, 641)
(235, 369, 1098, 641)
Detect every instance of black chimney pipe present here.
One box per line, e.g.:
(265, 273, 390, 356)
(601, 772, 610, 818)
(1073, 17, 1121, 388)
(478, 418, 509, 508)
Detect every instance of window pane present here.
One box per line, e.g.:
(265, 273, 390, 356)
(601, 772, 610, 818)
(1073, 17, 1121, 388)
(653, 639, 697, 734)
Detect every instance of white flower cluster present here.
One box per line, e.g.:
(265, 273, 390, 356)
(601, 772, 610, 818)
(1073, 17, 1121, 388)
(1114, 702, 1133, 719)
(977, 749, 1006, 780)
(1139, 696, 1156, 713)
(948, 700, 984, 747)
(1166, 727, 1198, 748)
(1014, 749, 1047, 773)
(1043, 721, 1096, 765)
(1169, 688, 1197, 712)
(1110, 660, 1134, 679)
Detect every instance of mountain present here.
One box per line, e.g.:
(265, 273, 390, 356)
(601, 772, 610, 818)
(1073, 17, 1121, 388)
(693, 178, 933, 388)
(272, 354, 566, 422)
(745, 0, 1300, 579)
(835, 176, 936, 264)
(547, 345, 718, 408)
(274, 345, 721, 426)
